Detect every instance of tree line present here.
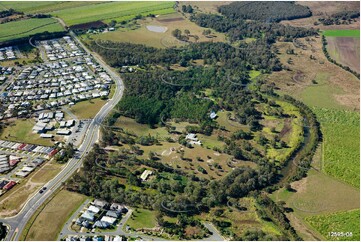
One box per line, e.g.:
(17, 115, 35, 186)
(322, 35, 360, 79)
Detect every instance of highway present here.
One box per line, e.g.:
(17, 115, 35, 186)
(0, 30, 124, 241)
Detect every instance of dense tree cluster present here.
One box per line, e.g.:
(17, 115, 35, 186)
(318, 10, 360, 26)
(218, 1, 312, 22)
(191, 13, 318, 43)
(181, 5, 194, 14)
(89, 41, 281, 70)
(0, 8, 20, 18)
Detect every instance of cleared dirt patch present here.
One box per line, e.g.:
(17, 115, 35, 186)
(146, 25, 167, 33)
(326, 36, 360, 73)
(158, 17, 184, 23)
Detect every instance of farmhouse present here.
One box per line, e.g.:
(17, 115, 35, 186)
(186, 133, 202, 145)
(210, 111, 217, 119)
(140, 170, 153, 181)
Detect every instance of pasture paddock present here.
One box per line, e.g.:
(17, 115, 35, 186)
(269, 37, 359, 111)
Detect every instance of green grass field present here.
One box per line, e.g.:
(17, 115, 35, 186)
(0, 18, 64, 42)
(323, 29, 360, 38)
(69, 98, 107, 119)
(305, 209, 360, 241)
(0, 1, 102, 13)
(271, 169, 359, 216)
(313, 108, 360, 187)
(50, 1, 175, 26)
(126, 208, 157, 229)
(300, 72, 347, 110)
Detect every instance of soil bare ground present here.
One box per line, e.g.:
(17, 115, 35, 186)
(326, 36, 360, 73)
(158, 17, 184, 23)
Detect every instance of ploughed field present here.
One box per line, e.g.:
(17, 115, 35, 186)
(326, 36, 360, 73)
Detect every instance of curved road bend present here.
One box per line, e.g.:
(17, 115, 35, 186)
(0, 31, 124, 241)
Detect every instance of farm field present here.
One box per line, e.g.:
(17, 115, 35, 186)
(0, 1, 103, 13)
(90, 12, 226, 48)
(323, 29, 360, 37)
(0, 18, 64, 42)
(50, 1, 175, 26)
(0, 119, 53, 146)
(69, 98, 107, 119)
(313, 108, 360, 187)
(21, 189, 86, 241)
(305, 209, 360, 241)
(126, 208, 157, 230)
(326, 36, 360, 73)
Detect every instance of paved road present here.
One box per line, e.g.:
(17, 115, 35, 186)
(202, 222, 225, 241)
(0, 29, 124, 241)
